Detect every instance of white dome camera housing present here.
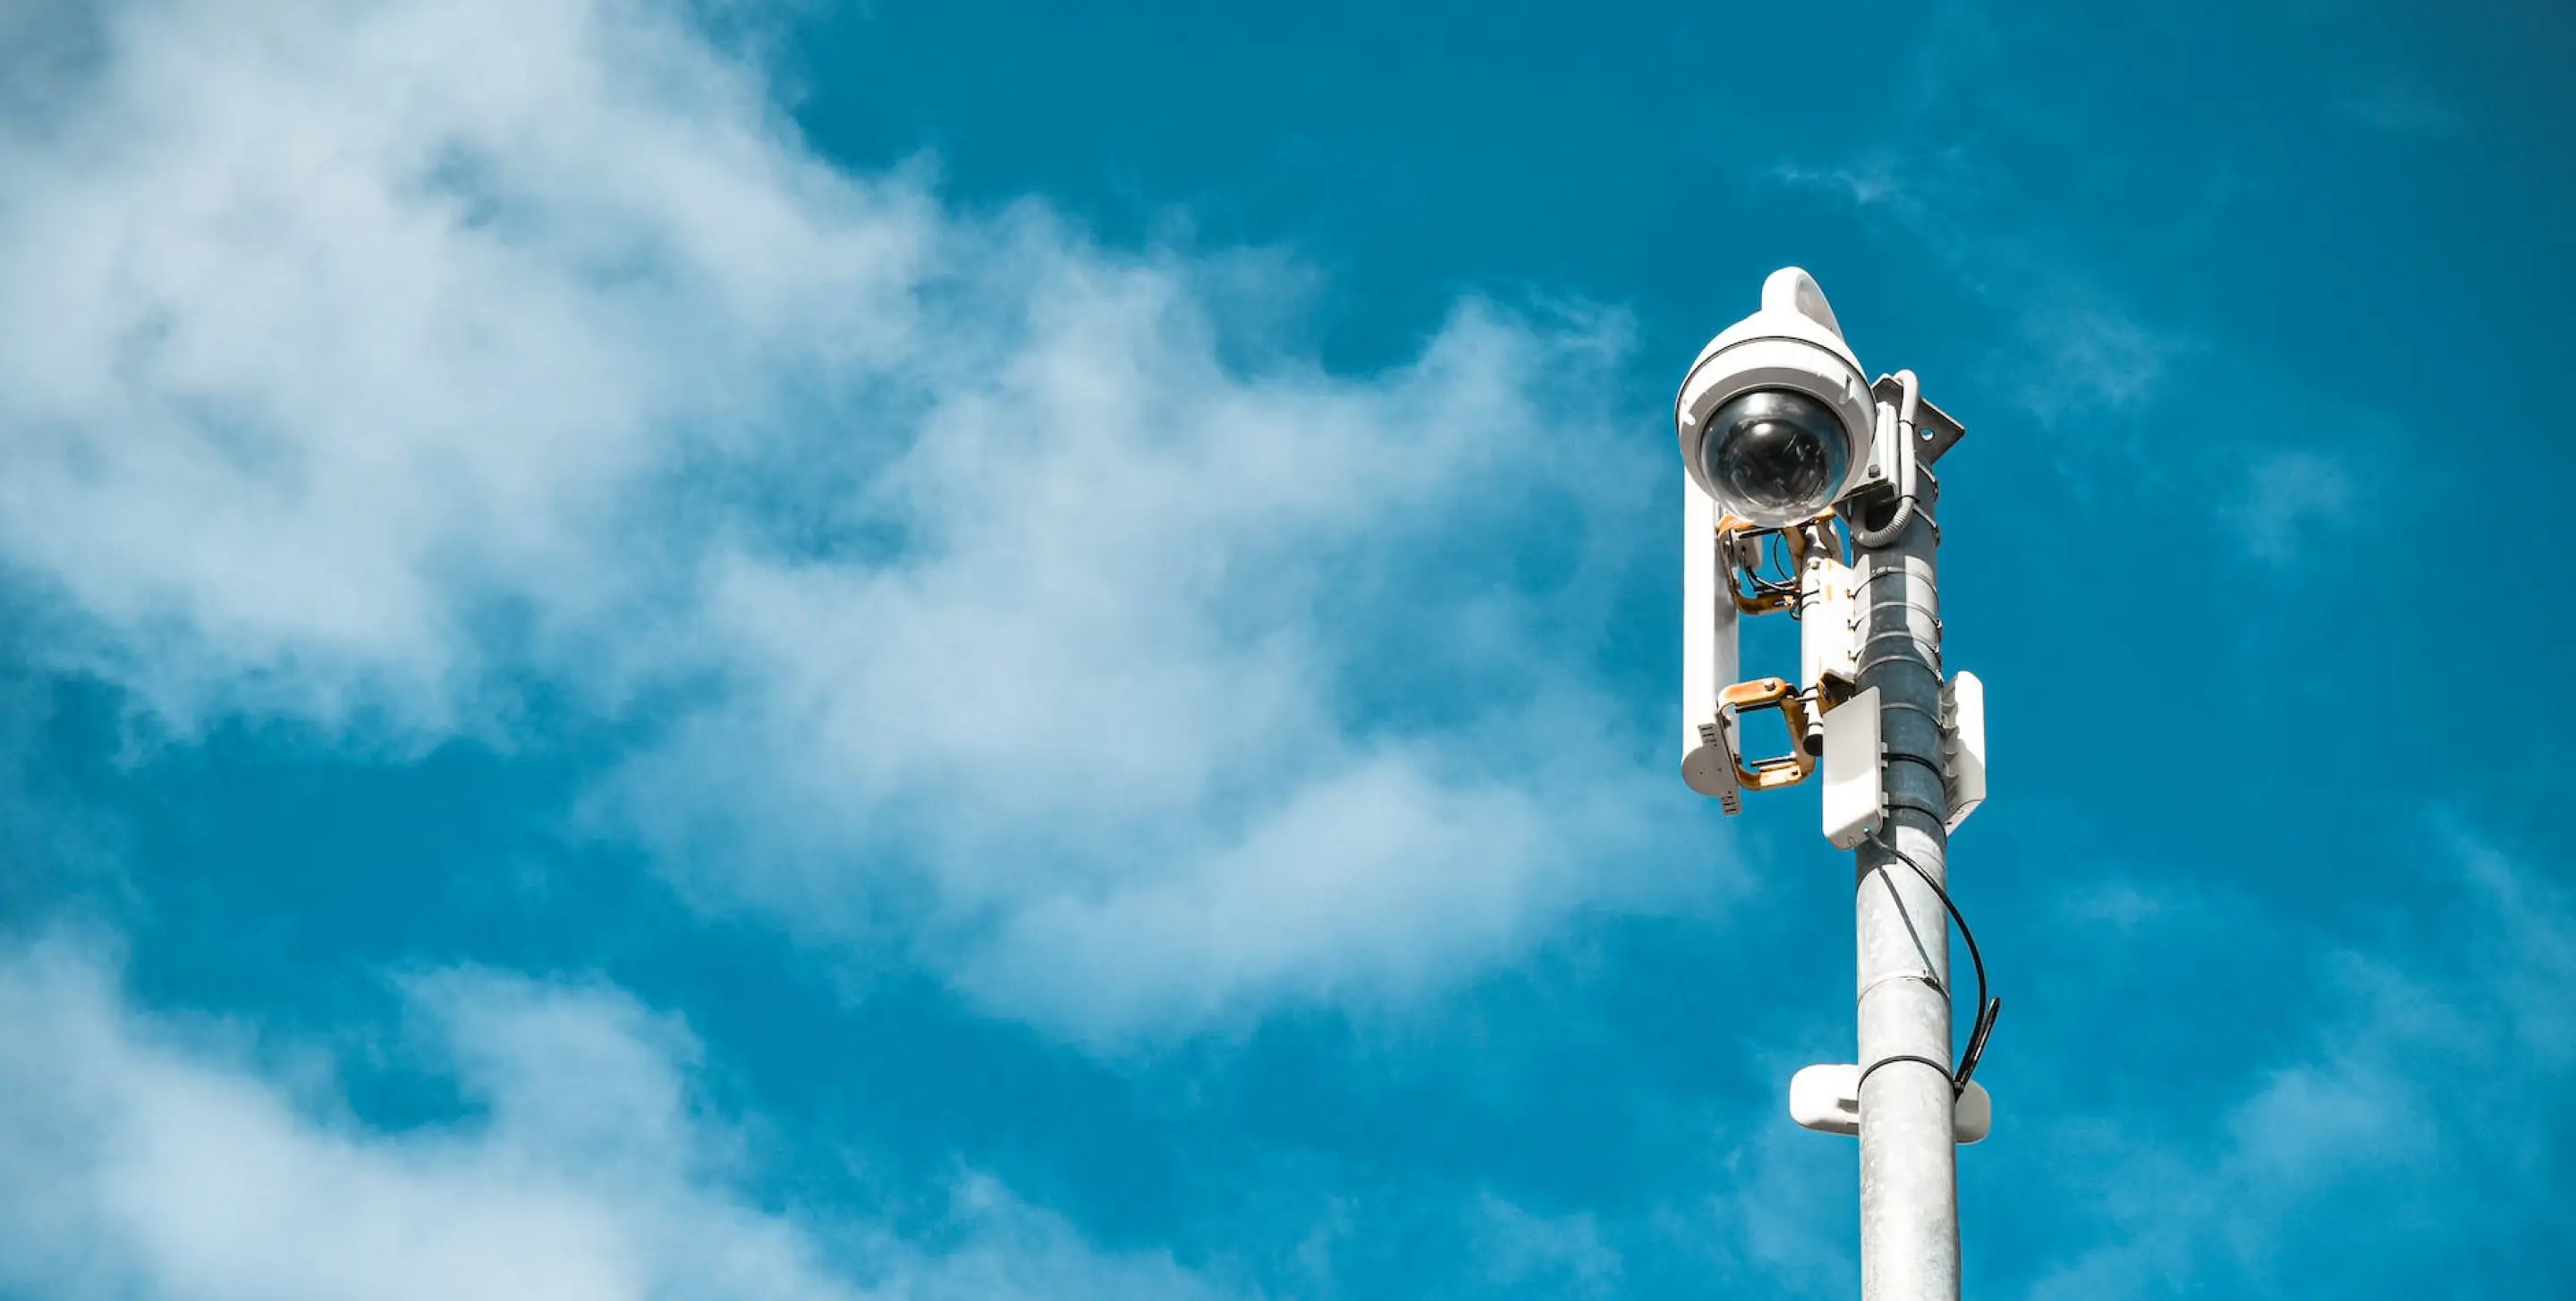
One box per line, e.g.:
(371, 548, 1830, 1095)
(1675, 268, 1878, 529)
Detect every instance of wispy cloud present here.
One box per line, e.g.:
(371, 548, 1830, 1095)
(1767, 157, 1921, 218)
(2339, 81, 2466, 140)
(2020, 825, 2576, 1297)
(1470, 1192, 1623, 1297)
(1695, 1122, 1857, 1299)
(1766, 147, 2197, 431)
(1766, 110, 2402, 570)
(2003, 291, 2192, 428)
(2228, 447, 2365, 569)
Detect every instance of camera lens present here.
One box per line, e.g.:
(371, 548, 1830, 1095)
(1700, 389, 1848, 523)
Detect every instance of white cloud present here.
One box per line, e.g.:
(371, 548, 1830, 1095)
(1470, 1192, 1622, 1296)
(1708, 1125, 1856, 1300)
(0, 940, 1234, 1301)
(0, 0, 1693, 1041)
(0, 0, 933, 736)
(2340, 81, 2465, 140)
(2004, 292, 2187, 424)
(1768, 157, 1919, 216)
(2228, 447, 2363, 568)
(2055, 879, 2174, 930)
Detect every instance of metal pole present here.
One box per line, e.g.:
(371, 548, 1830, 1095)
(1851, 472, 1958, 1301)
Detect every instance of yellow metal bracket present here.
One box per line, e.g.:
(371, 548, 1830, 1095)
(1719, 676, 1818, 791)
(1728, 578, 1797, 616)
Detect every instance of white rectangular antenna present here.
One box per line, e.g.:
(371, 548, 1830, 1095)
(1821, 686, 1885, 850)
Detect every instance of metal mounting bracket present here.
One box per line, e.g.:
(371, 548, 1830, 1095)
(1684, 712, 1745, 814)
(1872, 374, 1967, 465)
(1719, 677, 1818, 791)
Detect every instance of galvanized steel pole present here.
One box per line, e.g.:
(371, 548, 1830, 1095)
(1850, 472, 1959, 1301)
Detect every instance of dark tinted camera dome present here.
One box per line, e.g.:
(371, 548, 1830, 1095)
(1699, 388, 1849, 523)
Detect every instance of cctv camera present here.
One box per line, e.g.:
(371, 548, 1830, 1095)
(1674, 268, 1878, 529)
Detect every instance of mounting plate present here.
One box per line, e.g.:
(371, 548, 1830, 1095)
(1871, 374, 1967, 465)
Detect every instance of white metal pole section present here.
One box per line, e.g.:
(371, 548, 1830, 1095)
(1851, 472, 1958, 1301)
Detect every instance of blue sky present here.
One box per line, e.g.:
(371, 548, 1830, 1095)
(0, 0, 2569, 1297)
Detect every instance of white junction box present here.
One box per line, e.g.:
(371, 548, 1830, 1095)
(1821, 686, 1884, 850)
(1800, 552, 1860, 697)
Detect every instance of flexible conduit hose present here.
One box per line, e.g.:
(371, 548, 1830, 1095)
(1848, 370, 1921, 548)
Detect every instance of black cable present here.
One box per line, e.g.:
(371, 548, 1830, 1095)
(1735, 529, 1806, 617)
(1745, 534, 1799, 595)
(1862, 830, 2001, 1094)
(1765, 531, 1797, 585)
